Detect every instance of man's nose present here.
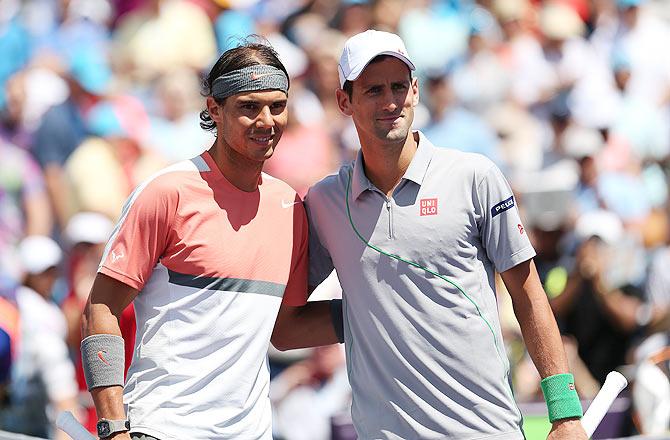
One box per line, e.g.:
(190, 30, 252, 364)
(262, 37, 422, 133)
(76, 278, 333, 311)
(256, 106, 274, 127)
(382, 89, 398, 113)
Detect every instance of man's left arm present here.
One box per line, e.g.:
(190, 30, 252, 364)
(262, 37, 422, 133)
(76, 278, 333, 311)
(501, 258, 587, 440)
(272, 295, 341, 351)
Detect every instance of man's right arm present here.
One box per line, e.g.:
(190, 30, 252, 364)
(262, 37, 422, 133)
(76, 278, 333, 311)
(82, 273, 139, 439)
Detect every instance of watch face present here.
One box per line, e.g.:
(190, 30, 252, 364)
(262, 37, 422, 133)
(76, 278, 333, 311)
(97, 421, 111, 437)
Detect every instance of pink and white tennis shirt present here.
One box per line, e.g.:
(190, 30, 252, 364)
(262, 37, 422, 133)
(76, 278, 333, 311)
(98, 151, 308, 440)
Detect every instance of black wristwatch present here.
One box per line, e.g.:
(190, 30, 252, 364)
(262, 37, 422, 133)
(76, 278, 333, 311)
(96, 418, 130, 438)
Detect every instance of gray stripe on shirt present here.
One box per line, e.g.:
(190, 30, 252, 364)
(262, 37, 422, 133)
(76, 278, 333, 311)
(167, 270, 285, 297)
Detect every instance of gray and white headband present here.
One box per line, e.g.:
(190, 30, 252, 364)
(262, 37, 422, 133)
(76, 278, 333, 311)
(212, 65, 289, 100)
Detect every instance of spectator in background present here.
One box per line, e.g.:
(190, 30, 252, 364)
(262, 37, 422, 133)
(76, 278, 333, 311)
(112, 0, 217, 82)
(607, 50, 670, 164)
(0, 66, 71, 152)
(65, 99, 165, 220)
(632, 332, 670, 435)
(535, 2, 597, 122)
(494, 0, 553, 109)
(0, 0, 31, 110)
(1, 235, 79, 440)
(300, 28, 349, 146)
(147, 68, 213, 163)
(397, 0, 469, 74)
(0, 71, 33, 151)
(333, 0, 373, 37)
(0, 294, 19, 409)
(270, 345, 350, 440)
(0, 139, 53, 283)
(61, 212, 120, 356)
(573, 146, 602, 215)
(550, 211, 645, 385)
(591, 0, 670, 108)
(449, 19, 509, 114)
(32, 48, 112, 228)
(0, 328, 10, 407)
(485, 101, 544, 173)
(422, 67, 502, 165)
(213, 1, 256, 52)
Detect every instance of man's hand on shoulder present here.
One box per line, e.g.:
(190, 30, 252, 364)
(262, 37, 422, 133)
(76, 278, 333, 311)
(547, 418, 588, 439)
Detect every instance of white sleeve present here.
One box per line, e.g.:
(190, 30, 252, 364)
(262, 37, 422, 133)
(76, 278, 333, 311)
(476, 164, 536, 272)
(646, 251, 670, 308)
(36, 331, 78, 402)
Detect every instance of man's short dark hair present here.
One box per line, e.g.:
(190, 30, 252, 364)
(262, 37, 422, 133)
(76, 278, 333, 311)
(200, 37, 289, 132)
(341, 55, 412, 101)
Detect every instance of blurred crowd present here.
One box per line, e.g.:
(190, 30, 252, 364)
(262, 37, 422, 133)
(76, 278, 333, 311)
(0, 0, 670, 438)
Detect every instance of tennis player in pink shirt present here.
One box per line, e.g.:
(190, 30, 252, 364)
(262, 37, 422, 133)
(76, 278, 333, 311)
(80, 41, 337, 440)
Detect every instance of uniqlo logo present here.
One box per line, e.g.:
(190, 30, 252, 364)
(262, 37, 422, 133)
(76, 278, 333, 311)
(420, 198, 438, 216)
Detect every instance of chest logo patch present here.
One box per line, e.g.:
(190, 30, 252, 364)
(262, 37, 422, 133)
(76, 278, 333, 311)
(420, 198, 438, 216)
(491, 196, 515, 218)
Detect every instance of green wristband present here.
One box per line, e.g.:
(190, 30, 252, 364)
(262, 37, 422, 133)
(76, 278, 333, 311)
(540, 373, 583, 422)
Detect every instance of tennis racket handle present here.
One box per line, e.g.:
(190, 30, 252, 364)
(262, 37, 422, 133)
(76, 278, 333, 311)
(581, 371, 628, 437)
(56, 411, 96, 440)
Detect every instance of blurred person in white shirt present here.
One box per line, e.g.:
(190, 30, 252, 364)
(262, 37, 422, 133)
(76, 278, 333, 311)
(0, 235, 80, 440)
(270, 344, 350, 440)
(590, 0, 670, 107)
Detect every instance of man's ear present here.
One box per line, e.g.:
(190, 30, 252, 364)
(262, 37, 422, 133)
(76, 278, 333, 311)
(206, 96, 223, 122)
(411, 77, 419, 107)
(336, 88, 353, 116)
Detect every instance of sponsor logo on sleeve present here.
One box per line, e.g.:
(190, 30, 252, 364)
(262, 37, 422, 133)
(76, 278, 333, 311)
(111, 249, 124, 263)
(491, 196, 515, 218)
(518, 224, 525, 234)
(420, 198, 438, 216)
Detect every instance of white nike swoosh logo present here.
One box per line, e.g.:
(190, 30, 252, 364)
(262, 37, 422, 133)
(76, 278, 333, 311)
(250, 72, 274, 80)
(282, 200, 299, 208)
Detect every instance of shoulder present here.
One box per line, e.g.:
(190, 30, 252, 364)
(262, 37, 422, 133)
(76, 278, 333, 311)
(144, 158, 204, 189)
(37, 102, 75, 129)
(261, 172, 301, 200)
(127, 158, 205, 206)
(307, 162, 352, 200)
(430, 146, 498, 182)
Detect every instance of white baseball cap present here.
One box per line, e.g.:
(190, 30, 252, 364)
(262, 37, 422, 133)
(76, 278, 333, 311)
(575, 210, 624, 245)
(338, 29, 416, 87)
(64, 212, 114, 245)
(17, 235, 63, 275)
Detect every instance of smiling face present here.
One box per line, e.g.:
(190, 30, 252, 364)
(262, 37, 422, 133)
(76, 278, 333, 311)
(207, 89, 288, 163)
(337, 56, 418, 148)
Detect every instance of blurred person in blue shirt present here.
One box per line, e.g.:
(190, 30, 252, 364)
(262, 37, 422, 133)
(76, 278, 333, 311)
(32, 48, 111, 228)
(422, 68, 502, 166)
(0, 0, 32, 111)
